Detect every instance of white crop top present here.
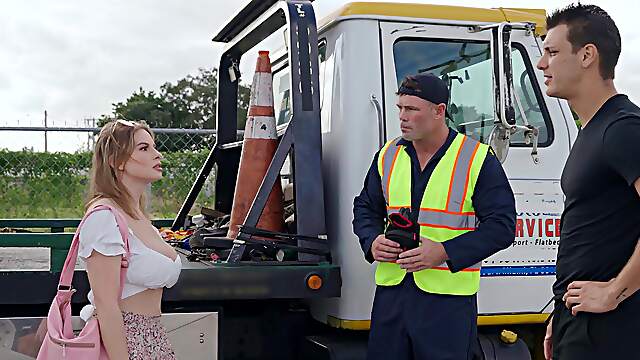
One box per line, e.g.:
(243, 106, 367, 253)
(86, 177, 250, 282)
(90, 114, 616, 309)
(78, 210, 182, 320)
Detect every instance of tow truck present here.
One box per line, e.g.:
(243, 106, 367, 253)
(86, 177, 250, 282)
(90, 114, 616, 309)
(0, 2, 576, 359)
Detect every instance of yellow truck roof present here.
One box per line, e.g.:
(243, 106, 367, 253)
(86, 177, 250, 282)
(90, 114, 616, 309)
(320, 2, 547, 35)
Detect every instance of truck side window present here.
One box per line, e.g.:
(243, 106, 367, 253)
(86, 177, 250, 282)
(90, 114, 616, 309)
(273, 41, 329, 129)
(393, 39, 552, 146)
(273, 68, 291, 127)
(510, 45, 552, 146)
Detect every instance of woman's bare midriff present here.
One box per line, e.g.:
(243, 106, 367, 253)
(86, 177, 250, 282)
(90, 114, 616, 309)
(119, 288, 163, 316)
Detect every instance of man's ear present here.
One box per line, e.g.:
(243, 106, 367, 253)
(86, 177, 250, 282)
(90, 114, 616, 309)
(581, 43, 598, 70)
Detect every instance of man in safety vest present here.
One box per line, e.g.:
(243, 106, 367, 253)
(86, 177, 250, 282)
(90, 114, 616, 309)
(353, 73, 516, 359)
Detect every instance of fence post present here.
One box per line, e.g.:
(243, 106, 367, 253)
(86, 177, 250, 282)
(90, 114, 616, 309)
(44, 110, 48, 153)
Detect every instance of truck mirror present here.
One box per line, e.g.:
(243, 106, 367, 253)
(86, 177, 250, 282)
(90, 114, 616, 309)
(489, 23, 516, 163)
(491, 23, 516, 127)
(473, 21, 539, 164)
(489, 124, 510, 163)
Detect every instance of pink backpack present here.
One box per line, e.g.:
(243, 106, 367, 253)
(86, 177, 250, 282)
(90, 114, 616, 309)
(37, 204, 130, 359)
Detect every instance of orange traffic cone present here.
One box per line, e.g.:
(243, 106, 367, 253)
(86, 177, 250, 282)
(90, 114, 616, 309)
(227, 51, 285, 239)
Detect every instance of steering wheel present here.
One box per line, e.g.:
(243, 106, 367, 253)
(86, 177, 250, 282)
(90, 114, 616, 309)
(454, 114, 495, 143)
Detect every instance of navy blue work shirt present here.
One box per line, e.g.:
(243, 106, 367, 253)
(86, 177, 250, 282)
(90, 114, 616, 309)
(352, 128, 516, 272)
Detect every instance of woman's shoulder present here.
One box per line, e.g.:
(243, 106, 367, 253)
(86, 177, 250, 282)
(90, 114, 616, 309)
(79, 201, 126, 258)
(85, 198, 130, 221)
(82, 198, 126, 238)
(87, 197, 120, 212)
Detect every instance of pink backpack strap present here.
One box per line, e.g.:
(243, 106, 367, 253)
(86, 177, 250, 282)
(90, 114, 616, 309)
(57, 204, 130, 297)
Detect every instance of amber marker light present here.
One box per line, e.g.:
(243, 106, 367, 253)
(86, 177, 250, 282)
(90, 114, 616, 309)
(306, 274, 323, 290)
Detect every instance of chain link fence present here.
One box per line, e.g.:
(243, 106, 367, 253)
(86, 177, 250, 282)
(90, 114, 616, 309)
(0, 126, 226, 219)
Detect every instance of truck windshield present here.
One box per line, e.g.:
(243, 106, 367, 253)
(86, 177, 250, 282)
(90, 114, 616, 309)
(393, 39, 552, 146)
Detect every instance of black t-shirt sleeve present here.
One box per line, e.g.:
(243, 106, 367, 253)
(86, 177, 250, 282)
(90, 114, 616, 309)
(603, 116, 640, 186)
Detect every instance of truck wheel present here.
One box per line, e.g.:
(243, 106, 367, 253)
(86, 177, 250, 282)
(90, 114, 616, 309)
(477, 331, 532, 360)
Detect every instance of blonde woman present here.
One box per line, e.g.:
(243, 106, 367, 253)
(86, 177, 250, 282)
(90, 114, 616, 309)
(79, 119, 181, 359)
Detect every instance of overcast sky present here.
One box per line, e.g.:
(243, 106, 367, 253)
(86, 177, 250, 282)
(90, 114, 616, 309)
(0, 0, 636, 151)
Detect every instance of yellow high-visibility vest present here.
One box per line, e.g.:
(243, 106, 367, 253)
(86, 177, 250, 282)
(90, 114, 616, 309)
(375, 133, 489, 295)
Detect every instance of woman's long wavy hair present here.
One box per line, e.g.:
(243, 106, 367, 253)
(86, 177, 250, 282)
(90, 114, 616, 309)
(85, 119, 154, 219)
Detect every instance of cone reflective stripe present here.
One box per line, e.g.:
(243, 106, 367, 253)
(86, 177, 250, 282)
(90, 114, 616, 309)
(227, 51, 285, 239)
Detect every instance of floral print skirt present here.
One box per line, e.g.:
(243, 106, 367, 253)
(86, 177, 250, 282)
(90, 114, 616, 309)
(122, 311, 176, 360)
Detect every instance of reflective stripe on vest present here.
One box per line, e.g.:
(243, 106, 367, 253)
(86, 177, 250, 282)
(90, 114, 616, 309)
(375, 133, 489, 295)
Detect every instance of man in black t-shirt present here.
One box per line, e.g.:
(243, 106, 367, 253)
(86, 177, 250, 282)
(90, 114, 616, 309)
(537, 4, 640, 360)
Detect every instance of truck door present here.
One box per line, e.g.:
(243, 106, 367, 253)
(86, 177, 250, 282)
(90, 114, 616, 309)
(379, 21, 572, 315)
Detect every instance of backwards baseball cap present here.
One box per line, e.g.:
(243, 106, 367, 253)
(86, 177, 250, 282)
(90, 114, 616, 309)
(397, 73, 451, 118)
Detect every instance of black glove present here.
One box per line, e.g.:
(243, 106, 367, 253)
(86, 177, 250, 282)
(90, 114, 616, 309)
(385, 207, 419, 251)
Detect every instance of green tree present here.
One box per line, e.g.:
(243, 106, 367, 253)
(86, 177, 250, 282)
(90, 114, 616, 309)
(237, 80, 251, 130)
(100, 67, 251, 151)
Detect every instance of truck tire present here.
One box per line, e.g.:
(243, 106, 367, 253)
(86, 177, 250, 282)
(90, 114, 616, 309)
(478, 333, 532, 360)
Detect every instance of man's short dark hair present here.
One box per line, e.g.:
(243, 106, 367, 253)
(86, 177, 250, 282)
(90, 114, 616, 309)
(546, 4, 621, 80)
(396, 76, 421, 95)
